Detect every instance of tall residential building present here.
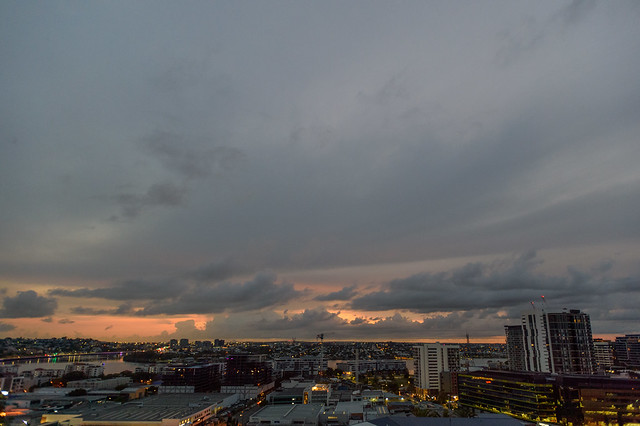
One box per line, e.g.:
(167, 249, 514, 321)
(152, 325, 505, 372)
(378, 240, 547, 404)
(593, 339, 614, 371)
(505, 325, 526, 371)
(413, 343, 460, 397)
(614, 334, 640, 367)
(505, 308, 595, 374)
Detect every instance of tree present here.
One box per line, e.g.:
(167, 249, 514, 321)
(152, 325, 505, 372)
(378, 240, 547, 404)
(435, 391, 449, 405)
(453, 406, 475, 418)
(67, 388, 88, 396)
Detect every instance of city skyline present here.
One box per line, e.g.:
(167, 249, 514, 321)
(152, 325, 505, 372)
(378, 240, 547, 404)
(1, 1, 640, 342)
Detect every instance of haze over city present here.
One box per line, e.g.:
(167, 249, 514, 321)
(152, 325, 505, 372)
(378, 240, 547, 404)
(1, 1, 639, 342)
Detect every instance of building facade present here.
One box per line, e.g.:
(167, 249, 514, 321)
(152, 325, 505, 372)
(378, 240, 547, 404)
(335, 359, 407, 374)
(160, 362, 224, 393)
(225, 354, 272, 386)
(273, 356, 327, 378)
(505, 308, 596, 374)
(412, 343, 460, 397)
(504, 325, 526, 371)
(593, 339, 614, 372)
(614, 334, 640, 368)
(459, 370, 640, 425)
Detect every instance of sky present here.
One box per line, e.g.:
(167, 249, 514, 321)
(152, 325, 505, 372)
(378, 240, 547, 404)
(1, 1, 639, 343)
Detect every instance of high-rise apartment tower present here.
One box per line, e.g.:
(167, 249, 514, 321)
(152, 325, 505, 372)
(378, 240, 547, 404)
(413, 343, 460, 397)
(505, 308, 596, 374)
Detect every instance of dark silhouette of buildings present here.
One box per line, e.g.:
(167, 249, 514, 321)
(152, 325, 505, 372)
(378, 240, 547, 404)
(615, 334, 640, 368)
(224, 354, 272, 386)
(160, 362, 223, 392)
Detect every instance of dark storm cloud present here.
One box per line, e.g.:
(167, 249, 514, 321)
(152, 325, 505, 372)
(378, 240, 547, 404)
(495, 0, 596, 66)
(2, 1, 640, 340)
(557, 0, 597, 25)
(351, 252, 640, 314)
(254, 308, 346, 332)
(110, 132, 245, 220)
(50, 259, 245, 302)
(141, 131, 245, 179)
(50, 279, 180, 301)
(115, 182, 187, 219)
(190, 308, 505, 341)
(136, 272, 302, 315)
(71, 304, 134, 316)
(0, 291, 57, 318)
(187, 259, 242, 282)
(315, 285, 357, 301)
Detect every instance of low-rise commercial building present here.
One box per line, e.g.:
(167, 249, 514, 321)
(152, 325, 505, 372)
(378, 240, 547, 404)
(248, 403, 324, 426)
(41, 392, 238, 426)
(335, 360, 407, 374)
(67, 377, 132, 390)
(273, 356, 327, 378)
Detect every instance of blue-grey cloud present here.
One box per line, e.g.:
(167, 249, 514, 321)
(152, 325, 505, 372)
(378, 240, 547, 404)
(315, 285, 357, 301)
(136, 272, 302, 315)
(0, 322, 16, 332)
(351, 251, 640, 319)
(0, 291, 57, 318)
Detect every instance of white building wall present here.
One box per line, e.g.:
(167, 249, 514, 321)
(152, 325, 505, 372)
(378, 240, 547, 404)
(413, 343, 459, 393)
(521, 310, 552, 373)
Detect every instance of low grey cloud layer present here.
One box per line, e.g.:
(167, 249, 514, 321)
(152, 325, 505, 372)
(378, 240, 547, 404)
(1, 1, 639, 340)
(315, 286, 358, 302)
(351, 251, 640, 332)
(0, 291, 57, 319)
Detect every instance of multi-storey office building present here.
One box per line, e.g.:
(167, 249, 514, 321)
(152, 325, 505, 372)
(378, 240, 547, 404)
(160, 362, 224, 393)
(413, 343, 459, 397)
(458, 370, 640, 425)
(458, 370, 558, 423)
(225, 354, 273, 386)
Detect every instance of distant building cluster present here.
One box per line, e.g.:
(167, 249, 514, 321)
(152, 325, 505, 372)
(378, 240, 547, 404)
(0, 313, 638, 425)
(0, 362, 105, 394)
